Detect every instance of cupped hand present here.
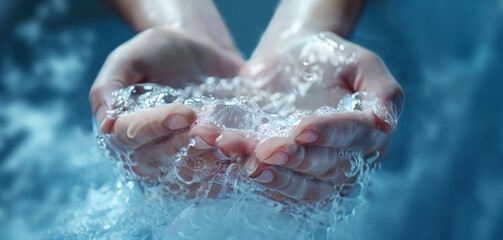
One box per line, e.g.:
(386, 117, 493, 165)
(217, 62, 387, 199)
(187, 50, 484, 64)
(90, 25, 244, 180)
(242, 32, 405, 202)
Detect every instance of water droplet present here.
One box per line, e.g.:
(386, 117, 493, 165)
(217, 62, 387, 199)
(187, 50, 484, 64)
(302, 72, 317, 81)
(92, 32, 385, 231)
(96, 135, 106, 149)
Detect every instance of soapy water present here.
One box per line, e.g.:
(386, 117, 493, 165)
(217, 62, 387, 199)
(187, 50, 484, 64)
(96, 32, 394, 239)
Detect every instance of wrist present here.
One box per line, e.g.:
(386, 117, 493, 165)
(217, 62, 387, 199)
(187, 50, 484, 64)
(141, 0, 237, 53)
(106, 0, 218, 33)
(275, 0, 365, 38)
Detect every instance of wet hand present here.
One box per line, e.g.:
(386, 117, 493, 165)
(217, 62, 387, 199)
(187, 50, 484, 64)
(90, 25, 243, 179)
(243, 32, 404, 202)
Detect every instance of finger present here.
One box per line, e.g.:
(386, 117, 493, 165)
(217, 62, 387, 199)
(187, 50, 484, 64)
(113, 103, 195, 147)
(189, 124, 256, 160)
(250, 166, 333, 202)
(187, 135, 216, 156)
(256, 136, 364, 182)
(259, 145, 350, 182)
(215, 130, 256, 159)
(254, 137, 294, 162)
(292, 111, 388, 151)
(188, 124, 222, 154)
(254, 136, 301, 173)
(127, 130, 191, 178)
(89, 47, 142, 133)
(128, 125, 225, 184)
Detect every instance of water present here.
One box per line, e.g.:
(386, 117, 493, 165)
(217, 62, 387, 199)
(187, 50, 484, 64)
(94, 32, 386, 239)
(1, 0, 503, 239)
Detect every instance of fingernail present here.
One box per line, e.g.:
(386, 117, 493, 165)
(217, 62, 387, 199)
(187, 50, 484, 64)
(192, 135, 213, 150)
(296, 130, 319, 144)
(252, 169, 274, 183)
(96, 104, 108, 122)
(166, 114, 190, 130)
(262, 152, 288, 165)
(127, 120, 142, 138)
(96, 104, 108, 132)
(244, 159, 259, 176)
(364, 151, 380, 164)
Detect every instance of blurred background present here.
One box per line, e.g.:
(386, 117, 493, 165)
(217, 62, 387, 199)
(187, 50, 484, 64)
(0, 0, 502, 239)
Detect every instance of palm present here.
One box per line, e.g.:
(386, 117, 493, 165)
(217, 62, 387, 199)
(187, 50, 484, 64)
(237, 32, 404, 202)
(92, 26, 244, 183)
(112, 27, 242, 89)
(243, 33, 365, 116)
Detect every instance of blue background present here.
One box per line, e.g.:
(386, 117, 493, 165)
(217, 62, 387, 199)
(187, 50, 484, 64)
(0, 0, 502, 239)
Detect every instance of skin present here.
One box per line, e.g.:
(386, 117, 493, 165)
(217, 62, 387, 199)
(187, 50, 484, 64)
(240, 0, 404, 202)
(92, 0, 241, 132)
(251, 0, 366, 59)
(90, 0, 244, 180)
(243, 34, 404, 202)
(90, 0, 404, 202)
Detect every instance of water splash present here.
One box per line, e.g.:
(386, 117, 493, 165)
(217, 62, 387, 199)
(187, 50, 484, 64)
(96, 32, 395, 239)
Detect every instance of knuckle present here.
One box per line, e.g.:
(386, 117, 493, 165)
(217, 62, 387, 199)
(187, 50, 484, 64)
(360, 49, 382, 63)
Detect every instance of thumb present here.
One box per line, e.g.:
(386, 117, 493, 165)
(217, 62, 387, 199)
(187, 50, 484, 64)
(89, 53, 142, 133)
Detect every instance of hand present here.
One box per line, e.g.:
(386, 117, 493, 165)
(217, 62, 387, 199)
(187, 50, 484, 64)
(242, 32, 404, 202)
(90, 25, 243, 180)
